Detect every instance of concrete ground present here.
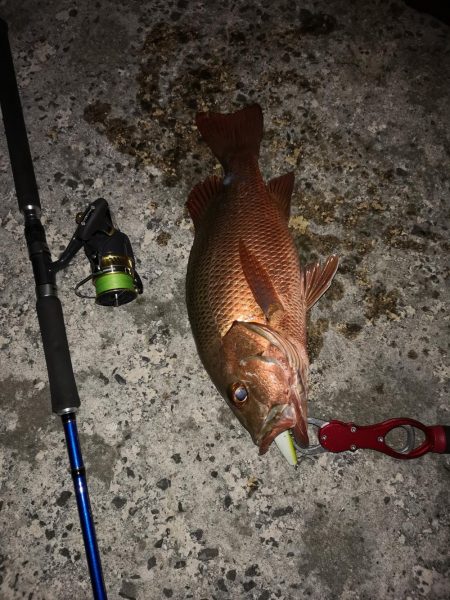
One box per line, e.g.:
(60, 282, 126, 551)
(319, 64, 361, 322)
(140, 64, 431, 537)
(0, 1, 449, 598)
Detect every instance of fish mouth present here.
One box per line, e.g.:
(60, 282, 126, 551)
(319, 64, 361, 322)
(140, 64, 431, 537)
(257, 404, 296, 455)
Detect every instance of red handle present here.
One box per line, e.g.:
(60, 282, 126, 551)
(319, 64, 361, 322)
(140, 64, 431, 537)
(318, 419, 449, 459)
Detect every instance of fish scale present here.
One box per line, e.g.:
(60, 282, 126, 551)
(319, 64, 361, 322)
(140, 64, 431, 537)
(187, 174, 305, 367)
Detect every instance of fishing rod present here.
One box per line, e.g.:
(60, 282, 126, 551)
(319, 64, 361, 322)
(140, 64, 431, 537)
(0, 18, 143, 598)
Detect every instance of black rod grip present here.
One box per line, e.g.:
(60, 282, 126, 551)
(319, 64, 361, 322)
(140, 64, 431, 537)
(36, 296, 80, 414)
(0, 18, 41, 211)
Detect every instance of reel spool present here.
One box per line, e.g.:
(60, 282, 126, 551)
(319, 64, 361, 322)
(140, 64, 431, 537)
(94, 255, 137, 307)
(75, 253, 143, 307)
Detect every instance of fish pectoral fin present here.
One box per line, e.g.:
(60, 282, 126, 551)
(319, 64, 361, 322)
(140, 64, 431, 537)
(267, 172, 295, 221)
(186, 175, 223, 229)
(239, 240, 286, 322)
(303, 254, 339, 310)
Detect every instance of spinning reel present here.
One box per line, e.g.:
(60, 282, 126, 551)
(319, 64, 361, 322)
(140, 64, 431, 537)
(53, 198, 143, 306)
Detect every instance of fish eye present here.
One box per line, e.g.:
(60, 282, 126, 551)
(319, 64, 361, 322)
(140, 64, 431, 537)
(229, 382, 248, 405)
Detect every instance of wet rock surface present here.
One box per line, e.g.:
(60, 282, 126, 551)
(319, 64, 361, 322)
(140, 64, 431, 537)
(0, 1, 449, 598)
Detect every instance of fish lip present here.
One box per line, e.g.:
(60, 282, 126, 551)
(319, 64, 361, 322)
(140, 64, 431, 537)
(257, 404, 296, 455)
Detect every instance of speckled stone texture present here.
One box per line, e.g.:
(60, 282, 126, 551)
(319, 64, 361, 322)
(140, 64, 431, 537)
(0, 1, 449, 599)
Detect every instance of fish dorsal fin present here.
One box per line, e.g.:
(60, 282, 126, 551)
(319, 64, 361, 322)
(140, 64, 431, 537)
(239, 240, 285, 322)
(267, 172, 295, 221)
(303, 254, 339, 310)
(186, 175, 222, 229)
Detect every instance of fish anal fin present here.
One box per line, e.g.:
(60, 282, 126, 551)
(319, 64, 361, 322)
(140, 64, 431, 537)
(267, 172, 295, 220)
(239, 240, 285, 322)
(186, 175, 222, 229)
(304, 254, 339, 310)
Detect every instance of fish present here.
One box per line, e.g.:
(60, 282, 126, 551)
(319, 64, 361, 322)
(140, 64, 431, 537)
(185, 104, 338, 463)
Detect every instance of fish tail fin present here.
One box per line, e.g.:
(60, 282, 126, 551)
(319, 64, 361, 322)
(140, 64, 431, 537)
(195, 104, 263, 170)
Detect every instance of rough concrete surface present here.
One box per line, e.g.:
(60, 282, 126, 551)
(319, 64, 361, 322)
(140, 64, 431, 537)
(0, 1, 449, 598)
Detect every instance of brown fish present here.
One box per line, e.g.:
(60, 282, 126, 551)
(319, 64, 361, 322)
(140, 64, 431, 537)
(185, 104, 338, 460)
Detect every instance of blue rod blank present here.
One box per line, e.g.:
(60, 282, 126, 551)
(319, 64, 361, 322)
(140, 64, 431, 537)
(62, 413, 108, 600)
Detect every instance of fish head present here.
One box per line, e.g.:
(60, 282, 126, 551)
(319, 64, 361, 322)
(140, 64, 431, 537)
(221, 321, 309, 454)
